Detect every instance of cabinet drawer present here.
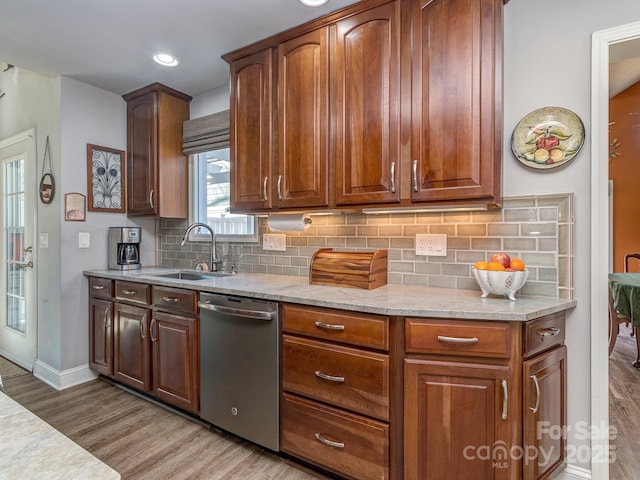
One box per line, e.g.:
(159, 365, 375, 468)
(281, 393, 389, 480)
(114, 281, 151, 305)
(524, 312, 566, 358)
(89, 277, 113, 299)
(405, 318, 512, 358)
(152, 286, 197, 315)
(283, 304, 389, 350)
(283, 335, 389, 421)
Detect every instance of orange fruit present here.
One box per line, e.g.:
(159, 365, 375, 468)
(487, 261, 506, 271)
(474, 261, 488, 270)
(510, 258, 525, 271)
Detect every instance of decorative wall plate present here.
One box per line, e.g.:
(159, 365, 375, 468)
(511, 107, 585, 170)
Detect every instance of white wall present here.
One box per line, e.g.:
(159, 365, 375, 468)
(503, 0, 640, 472)
(58, 77, 156, 371)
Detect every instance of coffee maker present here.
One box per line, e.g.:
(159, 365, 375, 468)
(108, 227, 141, 270)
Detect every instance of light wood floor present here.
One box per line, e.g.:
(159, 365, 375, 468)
(609, 326, 640, 479)
(3, 343, 636, 479)
(1, 373, 330, 480)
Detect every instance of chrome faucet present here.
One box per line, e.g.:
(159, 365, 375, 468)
(181, 223, 222, 272)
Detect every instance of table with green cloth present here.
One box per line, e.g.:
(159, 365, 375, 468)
(609, 273, 640, 367)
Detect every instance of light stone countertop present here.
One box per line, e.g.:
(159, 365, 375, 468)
(0, 389, 120, 480)
(84, 267, 576, 321)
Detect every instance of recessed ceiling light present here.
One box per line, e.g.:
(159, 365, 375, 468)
(298, 0, 329, 6)
(152, 53, 179, 67)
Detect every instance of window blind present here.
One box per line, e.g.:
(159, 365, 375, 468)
(182, 109, 230, 154)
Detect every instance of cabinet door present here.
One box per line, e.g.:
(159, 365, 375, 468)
(277, 28, 329, 209)
(404, 358, 513, 480)
(230, 49, 274, 211)
(113, 303, 151, 391)
(410, 0, 502, 203)
(334, 0, 401, 206)
(151, 311, 199, 414)
(126, 92, 157, 215)
(89, 297, 113, 377)
(523, 346, 566, 480)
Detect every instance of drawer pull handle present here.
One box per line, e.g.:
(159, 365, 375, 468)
(162, 296, 181, 303)
(314, 321, 345, 331)
(437, 335, 479, 344)
(122, 289, 137, 296)
(529, 374, 540, 414)
(315, 371, 345, 383)
(537, 327, 560, 337)
(501, 379, 508, 420)
(92, 285, 106, 290)
(315, 433, 345, 449)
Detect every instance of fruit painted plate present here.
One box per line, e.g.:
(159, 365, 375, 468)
(511, 106, 585, 169)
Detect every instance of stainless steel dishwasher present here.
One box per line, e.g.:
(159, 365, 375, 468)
(198, 293, 279, 451)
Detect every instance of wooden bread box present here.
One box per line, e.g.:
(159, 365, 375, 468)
(309, 248, 387, 290)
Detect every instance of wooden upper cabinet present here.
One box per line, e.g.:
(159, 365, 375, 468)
(277, 29, 330, 209)
(410, 0, 502, 204)
(229, 49, 274, 211)
(123, 83, 192, 218)
(334, 0, 401, 206)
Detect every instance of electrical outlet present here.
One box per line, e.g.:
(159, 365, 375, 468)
(416, 234, 447, 256)
(263, 233, 286, 251)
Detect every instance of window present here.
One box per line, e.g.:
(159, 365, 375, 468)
(184, 110, 257, 242)
(190, 148, 257, 242)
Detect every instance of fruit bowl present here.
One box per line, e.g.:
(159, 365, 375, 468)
(471, 268, 530, 301)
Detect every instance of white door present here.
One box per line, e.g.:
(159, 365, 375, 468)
(0, 129, 36, 370)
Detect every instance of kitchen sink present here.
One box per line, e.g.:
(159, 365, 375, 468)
(150, 270, 234, 281)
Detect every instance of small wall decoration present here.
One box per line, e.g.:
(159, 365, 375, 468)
(87, 144, 126, 213)
(64, 193, 86, 221)
(511, 106, 585, 170)
(39, 135, 55, 204)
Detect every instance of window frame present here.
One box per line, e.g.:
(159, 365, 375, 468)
(188, 153, 258, 243)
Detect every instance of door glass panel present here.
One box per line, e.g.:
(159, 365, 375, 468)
(4, 158, 25, 333)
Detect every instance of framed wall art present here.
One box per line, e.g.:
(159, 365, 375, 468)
(64, 192, 86, 221)
(87, 143, 126, 213)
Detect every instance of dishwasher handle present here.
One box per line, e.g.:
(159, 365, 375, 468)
(198, 301, 274, 321)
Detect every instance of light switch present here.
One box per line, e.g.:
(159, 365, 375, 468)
(39, 233, 49, 249)
(78, 232, 90, 249)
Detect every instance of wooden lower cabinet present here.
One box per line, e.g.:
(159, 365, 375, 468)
(113, 302, 152, 392)
(89, 297, 113, 376)
(281, 393, 389, 480)
(404, 315, 567, 480)
(280, 303, 398, 480)
(89, 277, 200, 415)
(523, 346, 567, 480)
(404, 359, 513, 479)
(151, 310, 199, 414)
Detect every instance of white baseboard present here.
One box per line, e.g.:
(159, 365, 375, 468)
(560, 464, 592, 480)
(33, 360, 98, 391)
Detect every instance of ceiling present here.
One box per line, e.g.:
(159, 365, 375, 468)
(610, 38, 640, 98)
(0, 0, 360, 98)
(2, 1, 638, 100)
